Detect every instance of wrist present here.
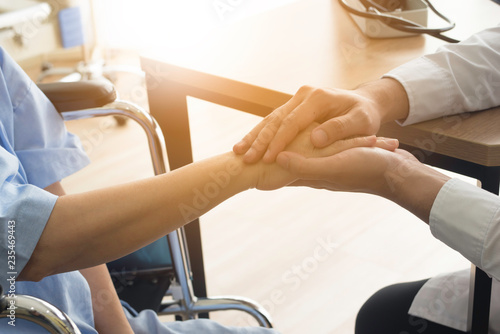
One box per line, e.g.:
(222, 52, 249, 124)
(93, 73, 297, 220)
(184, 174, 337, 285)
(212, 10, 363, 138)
(356, 78, 410, 124)
(383, 152, 450, 223)
(222, 151, 260, 190)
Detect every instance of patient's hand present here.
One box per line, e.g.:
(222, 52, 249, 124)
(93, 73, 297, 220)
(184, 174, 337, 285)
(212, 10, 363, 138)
(253, 123, 398, 191)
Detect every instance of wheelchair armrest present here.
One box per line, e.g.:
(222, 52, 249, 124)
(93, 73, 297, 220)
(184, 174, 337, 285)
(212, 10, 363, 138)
(0, 284, 81, 333)
(38, 80, 117, 113)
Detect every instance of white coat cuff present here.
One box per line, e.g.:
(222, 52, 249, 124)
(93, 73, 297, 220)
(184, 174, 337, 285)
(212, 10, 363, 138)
(383, 57, 455, 126)
(430, 178, 500, 277)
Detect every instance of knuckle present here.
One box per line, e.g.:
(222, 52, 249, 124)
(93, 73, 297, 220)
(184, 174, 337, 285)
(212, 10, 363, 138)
(358, 109, 372, 123)
(297, 85, 314, 95)
(308, 87, 329, 100)
(297, 85, 330, 102)
(263, 111, 280, 124)
(281, 117, 301, 137)
(356, 107, 369, 118)
(253, 137, 267, 151)
(242, 131, 255, 141)
(259, 126, 275, 143)
(273, 105, 286, 118)
(281, 115, 298, 128)
(267, 109, 286, 126)
(354, 108, 378, 133)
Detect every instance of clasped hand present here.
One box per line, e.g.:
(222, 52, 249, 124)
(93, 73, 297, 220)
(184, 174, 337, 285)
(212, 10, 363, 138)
(251, 122, 401, 196)
(235, 83, 411, 198)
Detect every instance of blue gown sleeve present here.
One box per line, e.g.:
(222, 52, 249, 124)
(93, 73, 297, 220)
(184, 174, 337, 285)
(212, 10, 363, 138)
(0, 47, 90, 188)
(0, 46, 90, 281)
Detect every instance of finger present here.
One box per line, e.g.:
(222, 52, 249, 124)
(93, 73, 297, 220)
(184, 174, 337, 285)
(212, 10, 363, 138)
(243, 109, 288, 163)
(311, 113, 369, 148)
(288, 179, 326, 189)
(242, 95, 306, 163)
(316, 136, 377, 157)
(262, 102, 321, 163)
(374, 137, 399, 151)
(235, 88, 313, 156)
(233, 119, 268, 155)
(277, 151, 340, 179)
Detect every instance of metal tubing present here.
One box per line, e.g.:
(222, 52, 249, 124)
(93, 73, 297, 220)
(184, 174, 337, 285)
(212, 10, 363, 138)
(0, 293, 81, 334)
(61, 100, 273, 328)
(60, 100, 168, 175)
(161, 296, 273, 328)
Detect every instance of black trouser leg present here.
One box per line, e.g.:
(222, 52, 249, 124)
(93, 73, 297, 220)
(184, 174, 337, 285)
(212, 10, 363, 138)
(355, 279, 466, 334)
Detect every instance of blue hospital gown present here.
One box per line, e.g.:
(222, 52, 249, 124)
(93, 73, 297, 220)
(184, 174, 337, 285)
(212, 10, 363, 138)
(0, 47, 279, 334)
(0, 46, 94, 332)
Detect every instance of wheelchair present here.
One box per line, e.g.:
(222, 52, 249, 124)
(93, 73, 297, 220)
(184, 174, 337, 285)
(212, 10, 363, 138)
(0, 79, 272, 333)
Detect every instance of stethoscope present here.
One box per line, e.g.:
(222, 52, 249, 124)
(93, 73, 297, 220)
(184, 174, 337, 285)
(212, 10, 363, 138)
(338, 0, 459, 43)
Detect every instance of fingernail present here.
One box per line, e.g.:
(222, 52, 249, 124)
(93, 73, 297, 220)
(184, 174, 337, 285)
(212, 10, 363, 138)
(383, 138, 399, 145)
(312, 129, 328, 147)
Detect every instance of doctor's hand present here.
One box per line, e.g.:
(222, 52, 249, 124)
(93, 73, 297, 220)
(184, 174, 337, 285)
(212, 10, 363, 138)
(253, 123, 399, 191)
(275, 147, 450, 223)
(233, 78, 409, 164)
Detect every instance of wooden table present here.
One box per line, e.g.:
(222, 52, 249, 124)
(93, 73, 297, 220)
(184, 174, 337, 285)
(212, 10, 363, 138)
(142, 0, 500, 331)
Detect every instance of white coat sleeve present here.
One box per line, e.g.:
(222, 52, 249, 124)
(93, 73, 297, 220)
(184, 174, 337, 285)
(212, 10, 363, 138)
(384, 25, 500, 126)
(430, 178, 500, 281)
